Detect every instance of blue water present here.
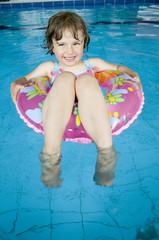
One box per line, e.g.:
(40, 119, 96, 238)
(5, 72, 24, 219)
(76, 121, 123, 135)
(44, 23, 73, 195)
(0, 4, 159, 240)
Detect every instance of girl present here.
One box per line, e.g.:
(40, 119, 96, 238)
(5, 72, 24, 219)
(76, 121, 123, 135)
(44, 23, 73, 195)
(11, 11, 141, 188)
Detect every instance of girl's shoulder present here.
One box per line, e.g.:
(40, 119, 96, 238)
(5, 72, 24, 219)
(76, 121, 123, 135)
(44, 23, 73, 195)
(40, 61, 56, 73)
(86, 58, 103, 67)
(41, 61, 55, 69)
(86, 58, 105, 70)
(35, 61, 56, 79)
(86, 58, 117, 71)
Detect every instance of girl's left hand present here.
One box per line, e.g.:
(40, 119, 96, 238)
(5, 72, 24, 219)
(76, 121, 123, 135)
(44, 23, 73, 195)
(131, 72, 143, 90)
(115, 65, 143, 91)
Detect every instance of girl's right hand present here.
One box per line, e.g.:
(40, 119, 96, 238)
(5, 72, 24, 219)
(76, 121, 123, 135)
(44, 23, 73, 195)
(10, 77, 27, 104)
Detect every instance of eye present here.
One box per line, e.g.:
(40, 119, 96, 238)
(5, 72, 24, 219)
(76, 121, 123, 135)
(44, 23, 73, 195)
(74, 42, 80, 46)
(58, 43, 64, 47)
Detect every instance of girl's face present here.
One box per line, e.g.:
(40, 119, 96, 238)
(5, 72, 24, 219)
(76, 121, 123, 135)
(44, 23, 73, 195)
(52, 29, 84, 67)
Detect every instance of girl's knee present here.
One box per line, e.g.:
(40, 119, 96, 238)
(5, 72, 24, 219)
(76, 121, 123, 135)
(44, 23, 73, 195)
(49, 71, 76, 97)
(55, 71, 76, 87)
(76, 74, 99, 95)
(43, 72, 76, 108)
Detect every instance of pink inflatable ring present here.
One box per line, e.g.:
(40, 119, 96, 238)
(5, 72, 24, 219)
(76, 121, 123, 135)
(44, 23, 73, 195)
(16, 70, 144, 143)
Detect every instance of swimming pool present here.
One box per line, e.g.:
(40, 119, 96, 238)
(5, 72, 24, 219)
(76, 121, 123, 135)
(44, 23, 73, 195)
(0, 3, 159, 240)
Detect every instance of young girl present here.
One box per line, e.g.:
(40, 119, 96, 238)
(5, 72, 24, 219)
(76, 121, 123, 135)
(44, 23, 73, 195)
(11, 11, 141, 188)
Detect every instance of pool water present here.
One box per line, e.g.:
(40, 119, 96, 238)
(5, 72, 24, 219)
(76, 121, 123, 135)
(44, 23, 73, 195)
(0, 4, 159, 240)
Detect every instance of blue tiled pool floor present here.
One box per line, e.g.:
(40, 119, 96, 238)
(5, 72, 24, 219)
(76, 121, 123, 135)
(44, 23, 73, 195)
(0, 4, 159, 240)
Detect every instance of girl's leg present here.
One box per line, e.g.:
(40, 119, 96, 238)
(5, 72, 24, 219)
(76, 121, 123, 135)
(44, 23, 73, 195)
(75, 74, 118, 186)
(40, 72, 76, 187)
(76, 73, 112, 148)
(42, 72, 76, 154)
(94, 145, 118, 187)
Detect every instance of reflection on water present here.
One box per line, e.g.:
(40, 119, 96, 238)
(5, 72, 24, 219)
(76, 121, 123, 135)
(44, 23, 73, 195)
(0, 4, 159, 240)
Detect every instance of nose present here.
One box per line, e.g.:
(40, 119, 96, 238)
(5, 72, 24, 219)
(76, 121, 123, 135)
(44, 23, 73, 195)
(66, 45, 73, 55)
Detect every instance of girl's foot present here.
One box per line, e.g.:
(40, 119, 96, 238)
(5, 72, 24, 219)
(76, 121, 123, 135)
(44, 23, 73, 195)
(94, 145, 118, 187)
(39, 151, 63, 188)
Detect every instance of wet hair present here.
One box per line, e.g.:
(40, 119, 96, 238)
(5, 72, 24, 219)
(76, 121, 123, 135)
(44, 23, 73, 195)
(43, 11, 90, 55)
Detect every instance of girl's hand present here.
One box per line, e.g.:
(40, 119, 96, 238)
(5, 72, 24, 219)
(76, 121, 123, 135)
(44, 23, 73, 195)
(117, 65, 143, 90)
(10, 77, 27, 104)
(131, 72, 143, 90)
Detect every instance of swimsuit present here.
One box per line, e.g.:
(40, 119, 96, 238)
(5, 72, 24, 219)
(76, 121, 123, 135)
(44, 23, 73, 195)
(50, 60, 95, 85)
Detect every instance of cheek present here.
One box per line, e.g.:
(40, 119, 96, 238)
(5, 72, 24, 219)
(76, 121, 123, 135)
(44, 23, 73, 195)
(76, 46, 84, 54)
(78, 47, 84, 57)
(53, 48, 63, 58)
(54, 50, 66, 62)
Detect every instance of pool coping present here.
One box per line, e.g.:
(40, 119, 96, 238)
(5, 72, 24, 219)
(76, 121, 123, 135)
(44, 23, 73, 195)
(0, 0, 159, 10)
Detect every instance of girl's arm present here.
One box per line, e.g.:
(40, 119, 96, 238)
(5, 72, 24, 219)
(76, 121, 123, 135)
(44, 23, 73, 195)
(24, 61, 54, 80)
(11, 61, 54, 104)
(117, 65, 141, 89)
(88, 58, 142, 89)
(11, 77, 28, 104)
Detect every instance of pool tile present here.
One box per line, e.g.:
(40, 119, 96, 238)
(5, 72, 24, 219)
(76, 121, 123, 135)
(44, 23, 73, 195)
(105, 0, 115, 4)
(115, 0, 125, 4)
(135, 0, 145, 3)
(85, 0, 95, 6)
(11, 3, 22, 9)
(0, 3, 12, 9)
(43, 1, 53, 7)
(22, 2, 33, 8)
(53, 223, 84, 240)
(95, 0, 105, 5)
(16, 228, 51, 240)
(14, 210, 50, 236)
(53, 1, 64, 8)
(75, 0, 85, 7)
(64, 0, 74, 7)
(84, 222, 126, 240)
(0, 212, 17, 235)
(33, 1, 43, 7)
(51, 212, 81, 225)
(125, 0, 135, 3)
(50, 193, 81, 212)
(0, 0, 159, 10)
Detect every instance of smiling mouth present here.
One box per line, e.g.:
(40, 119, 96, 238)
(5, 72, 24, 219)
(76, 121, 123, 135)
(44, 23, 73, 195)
(64, 56, 76, 62)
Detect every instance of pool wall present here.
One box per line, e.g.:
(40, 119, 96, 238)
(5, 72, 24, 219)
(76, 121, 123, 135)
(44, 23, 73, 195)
(0, 0, 159, 11)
